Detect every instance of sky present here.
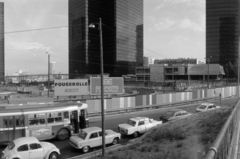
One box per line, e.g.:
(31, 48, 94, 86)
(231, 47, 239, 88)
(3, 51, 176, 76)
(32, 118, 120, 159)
(2, 0, 205, 75)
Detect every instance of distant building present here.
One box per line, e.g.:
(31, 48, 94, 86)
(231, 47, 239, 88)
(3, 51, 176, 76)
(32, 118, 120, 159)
(143, 56, 155, 66)
(50, 62, 56, 75)
(69, 0, 143, 77)
(206, 0, 239, 78)
(135, 64, 225, 82)
(0, 3, 4, 82)
(154, 58, 205, 65)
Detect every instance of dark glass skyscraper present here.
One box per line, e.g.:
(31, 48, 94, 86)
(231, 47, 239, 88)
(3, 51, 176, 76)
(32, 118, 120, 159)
(206, 0, 240, 77)
(69, 0, 143, 77)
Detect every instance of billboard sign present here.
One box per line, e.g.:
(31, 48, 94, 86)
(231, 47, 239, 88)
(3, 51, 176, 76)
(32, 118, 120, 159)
(90, 77, 124, 95)
(54, 79, 89, 96)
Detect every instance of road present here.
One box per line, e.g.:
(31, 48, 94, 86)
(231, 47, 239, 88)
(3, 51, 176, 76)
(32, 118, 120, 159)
(0, 97, 238, 159)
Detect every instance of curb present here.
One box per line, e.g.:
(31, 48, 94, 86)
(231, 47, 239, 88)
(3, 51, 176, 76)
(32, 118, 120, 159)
(67, 138, 138, 159)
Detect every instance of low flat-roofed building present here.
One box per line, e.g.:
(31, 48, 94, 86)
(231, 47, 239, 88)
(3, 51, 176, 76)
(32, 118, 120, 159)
(135, 64, 224, 82)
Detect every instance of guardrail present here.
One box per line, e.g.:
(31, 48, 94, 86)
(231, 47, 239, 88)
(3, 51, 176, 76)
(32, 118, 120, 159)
(88, 96, 221, 118)
(204, 98, 240, 159)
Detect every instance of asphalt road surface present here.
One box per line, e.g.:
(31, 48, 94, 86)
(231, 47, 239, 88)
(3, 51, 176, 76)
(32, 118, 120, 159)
(0, 97, 238, 159)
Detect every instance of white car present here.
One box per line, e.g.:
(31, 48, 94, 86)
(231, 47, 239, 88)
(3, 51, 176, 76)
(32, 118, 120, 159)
(69, 126, 121, 153)
(118, 117, 162, 138)
(196, 103, 220, 113)
(1, 137, 60, 159)
(159, 109, 192, 123)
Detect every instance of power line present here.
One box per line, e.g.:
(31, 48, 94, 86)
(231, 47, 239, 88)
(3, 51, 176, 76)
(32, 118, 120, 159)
(4, 26, 68, 34)
(3, 25, 169, 59)
(144, 47, 167, 59)
(3, 25, 171, 64)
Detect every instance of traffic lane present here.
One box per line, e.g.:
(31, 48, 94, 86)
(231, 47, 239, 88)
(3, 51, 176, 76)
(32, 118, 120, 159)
(55, 97, 238, 158)
(0, 98, 237, 159)
(90, 97, 237, 132)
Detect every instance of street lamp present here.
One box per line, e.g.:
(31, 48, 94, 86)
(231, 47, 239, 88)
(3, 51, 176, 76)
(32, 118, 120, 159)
(89, 18, 105, 156)
(207, 56, 212, 89)
(46, 52, 50, 97)
(187, 58, 190, 87)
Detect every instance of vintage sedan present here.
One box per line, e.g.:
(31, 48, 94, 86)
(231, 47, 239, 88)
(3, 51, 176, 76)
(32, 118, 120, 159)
(118, 117, 162, 138)
(159, 109, 192, 123)
(69, 126, 121, 153)
(1, 137, 60, 159)
(196, 103, 220, 113)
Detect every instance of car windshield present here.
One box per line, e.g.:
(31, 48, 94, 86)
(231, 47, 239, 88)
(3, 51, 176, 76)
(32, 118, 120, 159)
(127, 119, 136, 126)
(165, 111, 175, 116)
(198, 105, 207, 109)
(8, 141, 15, 150)
(78, 130, 87, 139)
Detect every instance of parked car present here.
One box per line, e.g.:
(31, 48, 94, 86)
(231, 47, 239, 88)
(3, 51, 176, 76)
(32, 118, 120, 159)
(118, 117, 162, 138)
(196, 103, 220, 113)
(0, 137, 60, 159)
(159, 109, 192, 123)
(69, 126, 121, 153)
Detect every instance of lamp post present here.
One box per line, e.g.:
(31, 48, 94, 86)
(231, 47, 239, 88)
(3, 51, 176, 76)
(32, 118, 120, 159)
(187, 58, 190, 87)
(207, 56, 212, 89)
(46, 52, 50, 97)
(238, 58, 239, 98)
(89, 18, 105, 156)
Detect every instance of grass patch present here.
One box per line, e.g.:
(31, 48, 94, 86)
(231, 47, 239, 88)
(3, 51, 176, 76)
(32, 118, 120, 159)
(90, 107, 232, 159)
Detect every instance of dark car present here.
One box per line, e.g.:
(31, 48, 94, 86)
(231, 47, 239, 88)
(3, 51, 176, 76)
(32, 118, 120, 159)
(159, 109, 192, 123)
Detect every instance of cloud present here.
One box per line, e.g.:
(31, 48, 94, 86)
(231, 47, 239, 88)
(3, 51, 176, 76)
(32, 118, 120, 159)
(178, 18, 204, 32)
(7, 41, 51, 51)
(153, 0, 205, 10)
(154, 18, 176, 31)
(152, 16, 204, 32)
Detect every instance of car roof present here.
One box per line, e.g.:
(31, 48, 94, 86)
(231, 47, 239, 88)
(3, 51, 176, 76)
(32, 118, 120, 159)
(166, 109, 185, 113)
(199, 103, 214, 106)
(14, 137, 39, 145)
(83, 126, 102, 133)
(130, 117, 148, 121)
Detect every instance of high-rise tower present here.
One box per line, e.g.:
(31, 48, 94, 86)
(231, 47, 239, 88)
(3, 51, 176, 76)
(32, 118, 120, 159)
(69, 0, 143, 77)
(206, 0, 240, 77)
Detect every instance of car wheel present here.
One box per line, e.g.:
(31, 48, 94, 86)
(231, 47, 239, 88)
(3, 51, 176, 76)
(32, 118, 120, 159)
(133, 132, 139, 138)
(49, 152, 59, 159)
(57, 128, 70, 140)
(112, 137, 119, 145)
(82, 146, 90, 153)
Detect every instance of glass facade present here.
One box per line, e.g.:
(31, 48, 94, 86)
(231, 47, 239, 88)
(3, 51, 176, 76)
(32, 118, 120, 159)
(206, 0, 240, 77)
(0, 3, 4, 82)
(69, 0, 143, 78)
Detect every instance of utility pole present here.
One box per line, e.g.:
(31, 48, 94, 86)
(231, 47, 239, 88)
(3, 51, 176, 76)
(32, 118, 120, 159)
(46, 52, 50, 97)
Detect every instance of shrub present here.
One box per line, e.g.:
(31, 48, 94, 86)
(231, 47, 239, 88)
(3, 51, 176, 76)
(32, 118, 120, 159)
(143, 125, 187, 143)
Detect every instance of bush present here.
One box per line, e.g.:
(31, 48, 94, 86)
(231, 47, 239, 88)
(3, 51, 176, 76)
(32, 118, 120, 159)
(143, 125, 187, 143)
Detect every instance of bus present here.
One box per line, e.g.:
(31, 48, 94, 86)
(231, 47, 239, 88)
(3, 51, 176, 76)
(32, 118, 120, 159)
(0, 101, 89, 144)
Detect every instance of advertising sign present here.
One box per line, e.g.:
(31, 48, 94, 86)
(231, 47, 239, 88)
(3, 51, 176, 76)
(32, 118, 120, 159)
(30, 127, 52, 137)
(54, 79, 89, 96)
(90, 77, 124, 95)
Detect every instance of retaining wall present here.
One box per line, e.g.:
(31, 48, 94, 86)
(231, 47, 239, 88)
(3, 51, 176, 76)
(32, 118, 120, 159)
(86, 86, 238, 113)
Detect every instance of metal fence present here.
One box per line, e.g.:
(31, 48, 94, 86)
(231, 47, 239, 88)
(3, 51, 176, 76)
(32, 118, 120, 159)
(205, 98, 240, 159)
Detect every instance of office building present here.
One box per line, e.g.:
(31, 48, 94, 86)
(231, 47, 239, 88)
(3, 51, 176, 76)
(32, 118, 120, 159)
(50, 62, 56, 75)
(143, 56, 155, 66)
(206, 0, 239, 77)
(154, 58, 205, 65)
(135, 64, 225, 82)
(69, 0, 143, 78)
(0, 3, 4, 82)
